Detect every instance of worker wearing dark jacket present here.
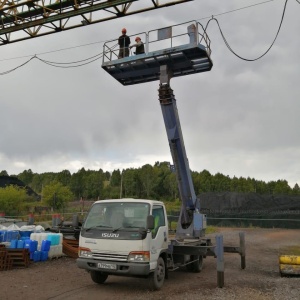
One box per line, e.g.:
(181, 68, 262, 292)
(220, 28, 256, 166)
(130, 36, 145, 55)
(118, 28, 131, 58)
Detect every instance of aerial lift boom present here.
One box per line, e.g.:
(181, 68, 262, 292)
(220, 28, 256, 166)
(158, 65, 205, 239)
(102, 22, 212, 238)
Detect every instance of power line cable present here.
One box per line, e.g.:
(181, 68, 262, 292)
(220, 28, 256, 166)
(196, 0, 275, 21)
(35, 55, 102, 68)
(204, 0, 288, 61)
(0, 56, 36, 75)
(37, 52, 103, 66)
(0, 41, 105, 62)
(35, 44, 117, 67)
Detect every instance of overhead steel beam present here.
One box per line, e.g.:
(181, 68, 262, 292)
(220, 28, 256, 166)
(0, 0, 193, 45)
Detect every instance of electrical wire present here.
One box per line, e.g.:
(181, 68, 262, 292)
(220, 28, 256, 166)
(35, 55, 102, 68)
(35, 44, 118, 67)
(206, 0, 289, 61)
(0, 56, 36, 75)
(196, 0, 275, 21)
(36, 52, 103, 66)
(0, 41, 105, 62)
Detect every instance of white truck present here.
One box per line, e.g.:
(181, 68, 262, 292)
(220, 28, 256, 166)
(76, 198, 210, 290)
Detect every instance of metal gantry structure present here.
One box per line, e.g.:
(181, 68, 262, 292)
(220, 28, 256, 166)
(0, 0, 192, 46)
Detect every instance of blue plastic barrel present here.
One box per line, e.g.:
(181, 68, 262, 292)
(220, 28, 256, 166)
(19, 230, 33, 239)
(40, 251, 49, 261)
(7, 230, 19, 242)
(41, 240, 51, 251)
(17, 240, 25, 249)
(24, 239, 38, 253)
(10, 239, 18, 248)
(0, 230, 7, 242)
(33, 251, 41, 262)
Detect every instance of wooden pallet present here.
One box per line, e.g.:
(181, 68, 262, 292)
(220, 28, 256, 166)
(6, 249, 30, 268)
(0, 249, 13, 271)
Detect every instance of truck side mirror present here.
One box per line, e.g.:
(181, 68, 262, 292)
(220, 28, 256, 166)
(147, 215, 154, 230)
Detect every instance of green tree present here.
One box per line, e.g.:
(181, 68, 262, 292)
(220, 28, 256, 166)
(196, 169, 212, 193)
(18, 169, 34, 185)
(0, 185, 30, 215)
(42, 181, 74, 210)
(122, 168, 137, 198)
(138, 164, 155, 198)
(31, 174, 43, 193)
(57, 170, 72, 187)
(84, 170, 105, 199)
(163, 172, 177, 201)
(110, 169, 121, 187)
(104, 171, 111, 181)
(292, 183, 300, 195)
(0, 170, 8, 176)
(273, 180, 292, 195)
(70, 168, 86, 199)
(153, 161, 173, 200)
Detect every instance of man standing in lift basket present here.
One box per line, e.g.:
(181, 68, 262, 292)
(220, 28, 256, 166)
(118, 28, 131, 58)
(130, 36, 145, 55)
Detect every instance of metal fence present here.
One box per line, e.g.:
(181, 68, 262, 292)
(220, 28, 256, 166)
(102, 20, 212, 63)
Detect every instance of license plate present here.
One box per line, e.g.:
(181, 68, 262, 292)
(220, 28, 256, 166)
(97, 262, 117, 270)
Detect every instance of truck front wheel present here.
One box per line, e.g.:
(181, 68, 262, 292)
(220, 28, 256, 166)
(149, 257, 165, 290)
(90, 271, 108, 284)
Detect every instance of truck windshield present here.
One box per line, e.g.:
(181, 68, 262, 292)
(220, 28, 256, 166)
(83, 202, 150, 230)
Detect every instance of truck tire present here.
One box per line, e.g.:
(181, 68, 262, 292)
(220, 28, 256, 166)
(186, 255, 203, 273)
(90, 271, 108, 284)
(149, 257, 165, 290)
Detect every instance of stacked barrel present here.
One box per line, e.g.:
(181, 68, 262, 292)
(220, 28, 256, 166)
(30, 232, 63, 260)
(279, 254, 300, 276)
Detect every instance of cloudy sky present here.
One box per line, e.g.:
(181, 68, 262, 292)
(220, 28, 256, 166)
(0, 0, 299, 187)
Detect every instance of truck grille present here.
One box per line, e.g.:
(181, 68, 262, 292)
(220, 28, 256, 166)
(92, 252, 128, 262)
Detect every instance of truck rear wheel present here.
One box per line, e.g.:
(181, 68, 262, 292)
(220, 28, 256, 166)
(149, 257, 165, 290)
(186, 255, 203, 273)
(90, 271, 108, 284)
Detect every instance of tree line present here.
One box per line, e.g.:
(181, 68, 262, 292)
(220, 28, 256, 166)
(1, 161, 299, 208)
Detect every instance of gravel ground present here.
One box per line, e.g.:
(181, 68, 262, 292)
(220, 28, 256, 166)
(1, 228, 300, 300)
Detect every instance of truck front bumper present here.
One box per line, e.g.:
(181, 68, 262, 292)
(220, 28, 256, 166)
(77, 258, 150, 276)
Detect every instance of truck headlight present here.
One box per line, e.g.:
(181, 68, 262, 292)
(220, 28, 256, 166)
(128, 251, 150, 262)
(78, 247, 93, 258)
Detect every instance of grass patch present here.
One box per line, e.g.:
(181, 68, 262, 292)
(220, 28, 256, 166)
(279, 246, 300, 256)
(205, 225, 218, 234)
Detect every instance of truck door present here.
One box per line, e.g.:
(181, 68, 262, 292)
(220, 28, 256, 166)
(151, 205, 168, 256)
